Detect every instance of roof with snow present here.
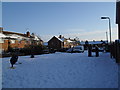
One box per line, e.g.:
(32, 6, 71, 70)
(0, 33, 7, 38)
(67, 39, 73, 43)
(0, 30, 43, 42)
(54, 36, 64, 42)
(80, 41, 107, 45)
(5, 34, 27, 40)
(0, 33, 30, 41)
(49, 35, 79, 43)
(33, 35, 40, 41)
(3, 31, 28, 37)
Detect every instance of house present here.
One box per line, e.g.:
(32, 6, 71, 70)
(0, 27, 43, 53)
(48, 36, 64, 50)
(48, 35, 79, 50)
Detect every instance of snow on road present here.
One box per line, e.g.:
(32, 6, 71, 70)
(2, 51, 118, 88)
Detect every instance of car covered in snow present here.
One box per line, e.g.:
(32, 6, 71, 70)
(72, 46, 84, 53)
(67, 46, 84, 53)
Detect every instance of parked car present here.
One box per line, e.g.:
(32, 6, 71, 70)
(67, 46, 84, 53)
(72, 46, 84, 53)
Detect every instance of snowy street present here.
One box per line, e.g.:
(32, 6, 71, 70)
(2, 51, 118, 88)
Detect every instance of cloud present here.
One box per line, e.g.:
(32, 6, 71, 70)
(63, 28, 118, 41)
(40, 27, 118, 42)
(62, 29, 106, 40)
(73, 28, 117, 41)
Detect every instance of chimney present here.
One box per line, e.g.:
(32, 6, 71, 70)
(26, 31, 30, 37)
(59, 35, 62, 38)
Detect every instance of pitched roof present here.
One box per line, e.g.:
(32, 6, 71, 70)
(0, 33, 6, 38)
(3, 31, 28, 37)
(49, 36, 78, 43)
(1, 31, 32, 40)
(54, 36, 64, 42)
(5, 34, 29, 40)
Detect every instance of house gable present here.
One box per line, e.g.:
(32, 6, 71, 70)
(48, 36, 64, 50)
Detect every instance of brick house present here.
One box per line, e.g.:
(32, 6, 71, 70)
(48, 36, 64, 50)
(0, 27, 43, 53)
(48, 35, 79, 50)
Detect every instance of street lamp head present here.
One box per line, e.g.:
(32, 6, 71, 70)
(101, 17, 109, 19)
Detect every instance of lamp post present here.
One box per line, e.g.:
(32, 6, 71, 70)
(101, 17, 112, 43)
(106, 31, 108, 43)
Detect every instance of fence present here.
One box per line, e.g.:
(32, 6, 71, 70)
(110, 40, 120, 63)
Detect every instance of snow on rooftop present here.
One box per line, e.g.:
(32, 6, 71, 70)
(33, 35, 41, 41)
(54, 36, 64, 42)
(6, 34, 19, 39)
(0, 33, 7, 38)
(67, 39, 73, 43)
(80, 41, 106, 45)
(5, 34, 30, 40)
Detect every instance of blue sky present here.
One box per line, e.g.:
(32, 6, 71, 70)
(0, 2, 2, 27)
(2, 2, 118, 42)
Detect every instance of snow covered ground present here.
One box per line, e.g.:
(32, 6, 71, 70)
(2, 51, 118, 88)
(0, 58, 2, 90)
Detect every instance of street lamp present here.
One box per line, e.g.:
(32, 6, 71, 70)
(101, 16, 112, 43)
(106, 31, 108, 43)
